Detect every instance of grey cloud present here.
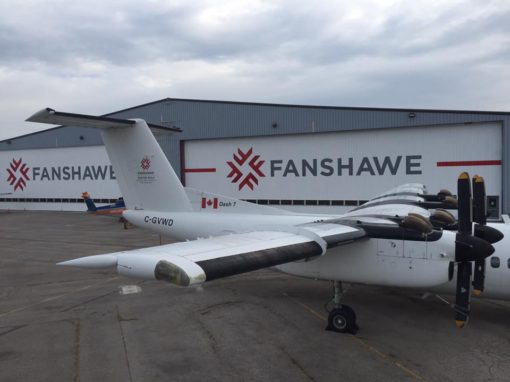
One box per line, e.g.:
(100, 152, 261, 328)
(0, 0, 509, 141)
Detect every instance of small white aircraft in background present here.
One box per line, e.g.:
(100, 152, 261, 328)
(27, 108, 509, 334)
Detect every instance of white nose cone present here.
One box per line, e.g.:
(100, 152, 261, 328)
(57, 254, 118, 268)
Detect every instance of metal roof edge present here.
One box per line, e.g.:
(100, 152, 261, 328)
(106, 97, 510, 116)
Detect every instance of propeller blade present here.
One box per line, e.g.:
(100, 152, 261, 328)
(457, 172, 472, 235)
(454, 172, 472, 327)
(472, 260, 485, 297)
(455, 261, 472, 328)
(472, 175, 487, 296)
(472, 175, 487, 225)
(472, 175, 486, 295)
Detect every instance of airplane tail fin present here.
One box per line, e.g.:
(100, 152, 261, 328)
(82, 192, 97, 212)
(27, 109, 192, 212)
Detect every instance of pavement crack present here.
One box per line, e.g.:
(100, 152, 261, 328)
(197, 300, 243, 315)
(70, 319, 81, 382)
(194, 314, 242, 381)
(60, 290, 117, 312)
(116, 305, 133, 382)
(278, 345, 316, 381)
(0, 325, 26, 337)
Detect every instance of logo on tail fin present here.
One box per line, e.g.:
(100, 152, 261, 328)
(140, 156, 151, 171)
(137, 155, 156, 184)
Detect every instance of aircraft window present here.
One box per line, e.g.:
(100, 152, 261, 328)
(331, 200, 344, 206)
(293, 200, 305, 206)
(257, 200, 268, 205)
(490, 256, 500, 268)
(280, 200, 292, 205)
(345, 200, 358, 206)
(305, 200, 318, 206)
(508, 258, 510, 269)
(318, 200, 330, 206)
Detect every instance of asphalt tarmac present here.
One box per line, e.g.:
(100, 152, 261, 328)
(1, 211, 510, 382)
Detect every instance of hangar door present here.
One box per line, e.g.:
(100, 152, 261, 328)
(184, 122, 502, 214)
(0, 145, 120, 211)
(183, 123, 502, 214)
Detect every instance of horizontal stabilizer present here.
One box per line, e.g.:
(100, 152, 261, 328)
(26, 108, 180, 133)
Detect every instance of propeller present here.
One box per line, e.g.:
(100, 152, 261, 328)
(471, 175, 504, 296)
(472, 175, 486, 297)
(453, 172, 495, 328)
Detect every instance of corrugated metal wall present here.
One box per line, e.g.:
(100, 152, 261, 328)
(1, 98, 509, 211)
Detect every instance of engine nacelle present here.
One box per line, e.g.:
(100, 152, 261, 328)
(116, 253, 206, 286)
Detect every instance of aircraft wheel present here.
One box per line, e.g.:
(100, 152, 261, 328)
(326, 305, 358, 334)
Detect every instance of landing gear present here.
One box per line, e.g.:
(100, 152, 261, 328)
(326, 281, 359, 334)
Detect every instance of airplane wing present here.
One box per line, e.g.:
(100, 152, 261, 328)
(59, 223, 367, 286)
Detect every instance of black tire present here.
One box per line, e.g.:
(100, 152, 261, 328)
(326, 305, 358, 334)
(342, 304, 357, 322)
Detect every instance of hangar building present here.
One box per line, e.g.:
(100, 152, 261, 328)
(1, 98, 509, 218)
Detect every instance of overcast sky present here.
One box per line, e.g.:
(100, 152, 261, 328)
(0, 0, 509, 140)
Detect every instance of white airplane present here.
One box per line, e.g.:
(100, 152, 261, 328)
(27, 108, 509, 334)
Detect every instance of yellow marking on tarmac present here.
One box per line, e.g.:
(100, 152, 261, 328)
(282, 293, 326, 322)
(0, 276, 119, 318)
(284, 293, 429, 382)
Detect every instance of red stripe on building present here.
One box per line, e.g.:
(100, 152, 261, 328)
(184, 168, 217, 173)
(437, 160, 502, 167)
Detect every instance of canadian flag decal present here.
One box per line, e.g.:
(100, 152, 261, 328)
(201, 197, 218, 209)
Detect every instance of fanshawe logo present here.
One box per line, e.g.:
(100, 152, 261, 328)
(137, 155, 156, 184)
(227, 148, 265, 190)
(201, 197, 218, 209)
(140, 156, 151, 171)
(7, 158, 30, 191)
